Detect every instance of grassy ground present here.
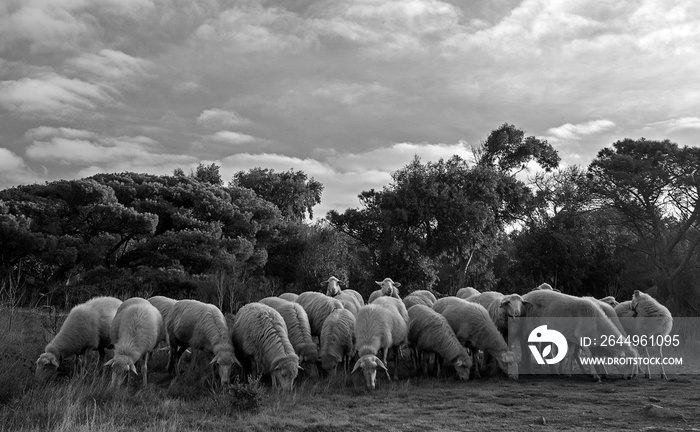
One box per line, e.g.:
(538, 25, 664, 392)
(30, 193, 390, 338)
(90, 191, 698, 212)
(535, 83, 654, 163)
(1, 307, 698, 431)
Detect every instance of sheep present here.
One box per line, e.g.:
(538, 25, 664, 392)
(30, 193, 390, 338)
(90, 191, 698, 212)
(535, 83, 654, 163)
(166, 299, 240, 386)
(279, 293, 299, 302)
(437, 300, 518, 379)
(532, 282, 561, 292)
(372, 295, 409, 324)
(258, 296, 318, 372)
(322, 275, 365, 306)
(351, 302, 408, 389)
(629, 290, 673, 379)
(455, 287, 480, 300)
(407, 305, 472, 380)
(35, 296, 122, 380)
(367, 277, 401, 303)
(467, 291, 529, 340)
(403, 290, 438, 309)
(432, 296, 471, 315)
(319, 308, 356, 375)
(521, 290, 638, 381)
(147, 295, 176, 345)
(295, 291, 344, 337)
(231, 302, 300, 391)
(599, 296, 619, 307)
(104, 297, 162, 387)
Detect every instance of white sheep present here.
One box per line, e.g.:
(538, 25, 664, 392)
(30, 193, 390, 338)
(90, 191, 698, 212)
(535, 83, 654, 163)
(432, 296, 471, 315)
(407, 304, 472, 380)
(35, 296, 122, 380)
(231, 302, 300, 391)
(532, 282, 560, 292)
(455, 287, 480, 300)
(437, 300, 518, 379)
(351, 302, 407, 390)
(258, 296, 319, 371)
(295, 291, 344, 337)
(319, 308, 356, 375)
(166, 299, 240, 386)
(105, 297, 162, 387)
(599, 296, 619, 307)
(372, 295, 409, 325)
(279, 293, 299, 302)
(521, 290, 638, 381)
(367, 277, 401, 303)
(147, 295, 176, 345)
(322, 276, 365, 306)
(403, 290, 438, 309)
(468, 291, 529, 340)
(630, 290, 673, 379)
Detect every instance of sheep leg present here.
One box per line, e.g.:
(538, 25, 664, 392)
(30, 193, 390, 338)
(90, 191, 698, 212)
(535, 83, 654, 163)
(658, 345, 667, 379)
(142, 353, 149, 387)
(578, 346, 600, 382)
(392, 346, 400, 381)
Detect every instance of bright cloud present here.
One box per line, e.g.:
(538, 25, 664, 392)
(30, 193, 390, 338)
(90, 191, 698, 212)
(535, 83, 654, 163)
(66, 49, 153, 82)
(206, 131, 258, 145)
(197, 109, 252, 128)
(0, 148, 39, 188)
(546, 120, 616, 141)
(645, 117, 700, 133)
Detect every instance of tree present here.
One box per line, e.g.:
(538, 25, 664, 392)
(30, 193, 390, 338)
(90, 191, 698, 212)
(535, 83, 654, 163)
(233, 168, 323, 221)
(477, 123, 560, 173)
(587, 138, 700, 301)
(193, 163, 223, 186)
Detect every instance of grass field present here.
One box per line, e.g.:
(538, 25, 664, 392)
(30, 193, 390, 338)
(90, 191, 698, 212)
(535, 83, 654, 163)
(1, 307, 698, 431)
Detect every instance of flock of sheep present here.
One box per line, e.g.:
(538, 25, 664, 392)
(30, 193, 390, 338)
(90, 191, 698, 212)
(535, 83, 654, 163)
(34, 277, 674, 391)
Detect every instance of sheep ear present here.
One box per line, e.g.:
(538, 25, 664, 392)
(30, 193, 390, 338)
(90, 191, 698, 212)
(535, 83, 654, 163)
(633, 290, 641, 298)
(351, 360, 362, 374)
(298, 365, 304, 371)
(103, 359, 114, 367)
(375, 281, 382, 286)
(375, 357, 388, 371)
(129, 362, 138, 375)
(499, 300, 510, 308)
(233, 357, 242, 367)
(209, 354, 219, 365)
(50, 358, 60, 368)
(393, 282, 401, 288)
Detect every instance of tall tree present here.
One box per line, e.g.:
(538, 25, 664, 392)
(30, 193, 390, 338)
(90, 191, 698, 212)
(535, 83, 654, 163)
(233, 168, 323, 221)
(587, 138, 700, 300)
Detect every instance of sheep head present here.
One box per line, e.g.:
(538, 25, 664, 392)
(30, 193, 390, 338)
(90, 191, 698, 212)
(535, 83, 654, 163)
(271, 358, 300, 391)
(376, 278, 400, 297)
(35, 353, 60, 381)
(351, 354, 388, 390)
(500, 294, 529, 318)
(210, 351, 241, 386)
(495, 351, 519, 380)
(323, 276, 342, 296)
(452, 355, 472, 381)
(104, 355, 137, 387)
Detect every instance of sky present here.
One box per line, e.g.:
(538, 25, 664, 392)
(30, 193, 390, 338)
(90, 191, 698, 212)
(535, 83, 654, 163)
(1, 0, 699, 219)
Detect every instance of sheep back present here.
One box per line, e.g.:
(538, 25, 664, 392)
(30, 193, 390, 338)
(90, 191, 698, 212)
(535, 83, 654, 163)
(432, 296, 470, 315)
(279, 293, 299, 302)
(319, 309, 356, 372)
(631, 290, 673, 336)
(295, 291, 344, 337)
(456, 287, 479, 299)
(259, 296, 318, 364)
(147, 295, 176, 344)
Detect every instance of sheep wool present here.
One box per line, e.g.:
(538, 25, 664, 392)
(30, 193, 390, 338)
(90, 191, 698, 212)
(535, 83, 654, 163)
(147, 295, 177, 345)
(468, 291, 528, 340)
(166, 299, 240, 386)
(105, 297, 162, 387)
(295, 291, 344, 337)
(231, 302, 300, 391)
(403, 290, 437, 309)
(320, 308, 356, 374)
(455, 287, 480, 300)
(407, 305, 472, 380)
(35, 296, 122, 380)
(630, 290, 673, 379)
(432, 296, 470, 315)
(279, 293, 299, 302)
(259, 297, 318, 368)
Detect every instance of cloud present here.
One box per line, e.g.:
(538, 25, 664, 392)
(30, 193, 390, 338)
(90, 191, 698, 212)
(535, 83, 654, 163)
(0, 148, 39, 188)
(205, 131, 258, 145)
(311, 81, 394, 105)
(546, 120, 616, 141)
(645, 117, 700, 133)
(0, 73, 112, 118)
(197, 109, 252, 128)
(66, 49, 153, 82)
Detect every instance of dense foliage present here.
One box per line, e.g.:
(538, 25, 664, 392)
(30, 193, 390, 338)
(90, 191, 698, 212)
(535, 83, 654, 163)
(1, 129, 698, 314)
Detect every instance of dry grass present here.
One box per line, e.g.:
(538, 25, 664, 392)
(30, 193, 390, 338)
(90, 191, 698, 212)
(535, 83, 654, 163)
(2, 307, 699, 431)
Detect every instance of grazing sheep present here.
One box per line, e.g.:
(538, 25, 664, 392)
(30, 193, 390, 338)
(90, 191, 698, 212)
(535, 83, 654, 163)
(468, 291, 529, 340)
(259, 296, 318, 371)
(295, 291, 344, 337)
(521, 290, 638, 381)
(319, 309, 356, 375)
(403, 290, 437, 309)
(352, 302, 408, 389)
(166, 299, 240, 386)
(438, 301, 518, 379)
(35, 296, 122, 380)
(407, 305, 472, 380)
(630, 290, 673, 379)
(105, 297, 162, 387)
(279, 293, 299, 302)
(147, 295, 176, 345)
(455, 287, 480, 300)
(532, 282, 561, 292)
(322, 276, 365, 306)
(368, 278, 401, 303)
(231, 302, 300, 391)
(372, 296, 409, 325)
(599, 296, 619, 307)
(432, 296, 471, 315)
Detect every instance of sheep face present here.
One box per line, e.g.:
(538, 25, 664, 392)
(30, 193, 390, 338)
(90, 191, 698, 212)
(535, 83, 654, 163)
(500, 294, 529, 318)
(376, 278, 400, 296)
(210, 351, 240, 386)
(352, 354, 387, 390)
(271, 363, 299, 391)
(599, 296, 619, 307)
(453, 355, 472, 380)
(324, 276, 342, 296)
(104, 356, 137, 387)
(495, 351, 519, 380)
(35, 353, 60, 381)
